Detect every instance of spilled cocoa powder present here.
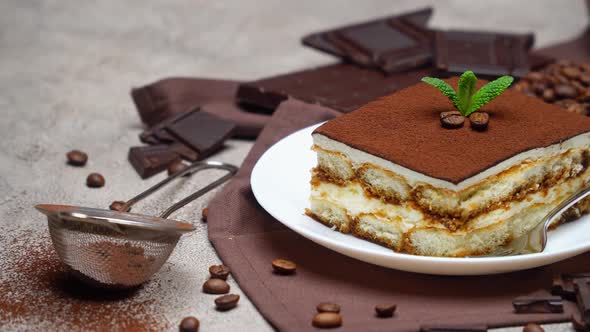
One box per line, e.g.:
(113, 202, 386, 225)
(0, 230, 168, 331)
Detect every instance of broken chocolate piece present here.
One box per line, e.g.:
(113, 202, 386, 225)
(302, 8, 433, 73)
(128, 145, 180, 179)
(552, 273, 590, 301)
(237, 63, 433, 113)
(139, 110, 196, 145)
(574, 278, 590, 326)
(434, 30, 534, 78)
(165, 112, 235, 160)
(512, 296, 563, 314)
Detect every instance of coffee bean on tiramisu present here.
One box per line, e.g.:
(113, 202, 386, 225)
(316, 303, 341, 313)
(201, 207, 208, 222)
(523, 323, 545, 332)
(555, 84, 577, 99)
(214, 294, 240, 311)
(375, 303, 397, 318)
(542, 89, 556, 102)
(179, 316, 200, 332)
(562, 66, 581, 80)
(202, 278, 230, 294)
(469, 112, 489, 131)
(209, 265, 231, 280)
(312, 312, 342, 329)
(439, 111, 464, 129)
(167, 160, 189, 176)
(86, 173, 105, 188)
(271, 258, 297, 275)
(66, 150, 88, 166)
(109, 201, 129, 212)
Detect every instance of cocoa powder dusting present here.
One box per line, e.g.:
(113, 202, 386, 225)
(0, 230, 168, 331)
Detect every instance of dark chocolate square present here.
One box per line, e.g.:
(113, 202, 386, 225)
(434, 30, 534, 78)
(128, 145, 180, 179)
(165, 111, 235, 159)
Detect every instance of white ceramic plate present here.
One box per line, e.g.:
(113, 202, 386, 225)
(251, 123, 590, 275)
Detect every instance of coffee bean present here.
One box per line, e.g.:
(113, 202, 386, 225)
(209, 265, 230, 280)
(567, 103, 586, 115)
(525, 71, 544, 82)
(179, 316, 200, 332)
(375, 303, 396, 318)
(580, 74, 590, 86)
(532, 83, 547, 95)
(202, 278, 230, 294)
(86, 173, 105, 188)
(562, 66, 581, 80)
(542, 89, 556, 102)
(513, 81, 531, 93)
(66, 150, 88, 167)
(167, 160, 189, 176)
(469, 112, 489, 131)
(214, 294, 240, 311)
(523, 323, 545, 332)
(272, 258, 297, 275)
(312, 312, 342, 329)
(316, 303, 341, 313)
(439, 111, 464, 129)
(201, 207, 208, 222)
(555, 84, 577, 99)
(109, 201, 129, 212)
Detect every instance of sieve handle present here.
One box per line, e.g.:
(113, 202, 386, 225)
(120, 161, 238, 218)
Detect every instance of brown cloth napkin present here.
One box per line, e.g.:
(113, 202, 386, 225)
(131, 78, 270, 138)
(207, 98, 588, 332)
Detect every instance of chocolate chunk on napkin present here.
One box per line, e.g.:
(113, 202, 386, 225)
(131, 78, 270, 139)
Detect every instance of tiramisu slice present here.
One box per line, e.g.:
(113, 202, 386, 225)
(308, 76, 590, 257)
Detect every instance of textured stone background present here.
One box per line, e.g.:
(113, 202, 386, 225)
(0, 0, 588, 331)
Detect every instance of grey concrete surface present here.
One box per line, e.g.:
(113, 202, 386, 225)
(0, 0, 588, 331)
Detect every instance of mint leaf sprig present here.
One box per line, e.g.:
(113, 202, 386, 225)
(421, 71, 514, 117)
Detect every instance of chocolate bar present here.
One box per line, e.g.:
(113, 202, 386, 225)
(139, 110, 196, 145)
(128, 145, 180, 179)
(302, 8, 434, 73)
(236, 63, 433, 113)
(434, 30, 534, 78)
(574, 278, 590, 326)
(512, 296, 563, 314)
(165, 111, 235, 160)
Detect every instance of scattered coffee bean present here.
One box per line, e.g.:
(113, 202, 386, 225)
(179, 316, 200, 332)
(316, 303, 341, 313)
(440, 111, 464, 129)
(375, 303, 397, 318)
(209, 265, 231, 280)
(469, 112, 489, 131)
(86, 173, 105, 188)
(312, 312, 342, 329)
(562, 66, 581, 80)
(523, 323, 545, 332)
(109, 201, 129, 212)
(202, 207, 208, 222)
(66, 150, 88, 166)
(214, 294, 240, 311)
(271, 258, 297, 275)
(202, 278, 230, 294)
(168, 160, 189, 176)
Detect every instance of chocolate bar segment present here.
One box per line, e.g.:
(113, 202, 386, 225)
(236, 63, 433, 113)
(165, 111, 235, 159)
(128, 145, 180, 179)
(574, 278, 590, 326)
(140, 110, 196, 145)
(512, 296, 563, 314)
(302, 8, 433, 73)
(434, 30, 534, 78)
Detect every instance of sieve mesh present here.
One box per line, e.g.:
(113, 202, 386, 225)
(47, 216, 180, 288)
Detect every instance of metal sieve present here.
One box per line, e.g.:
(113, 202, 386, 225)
(35, 161, 238, 289)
